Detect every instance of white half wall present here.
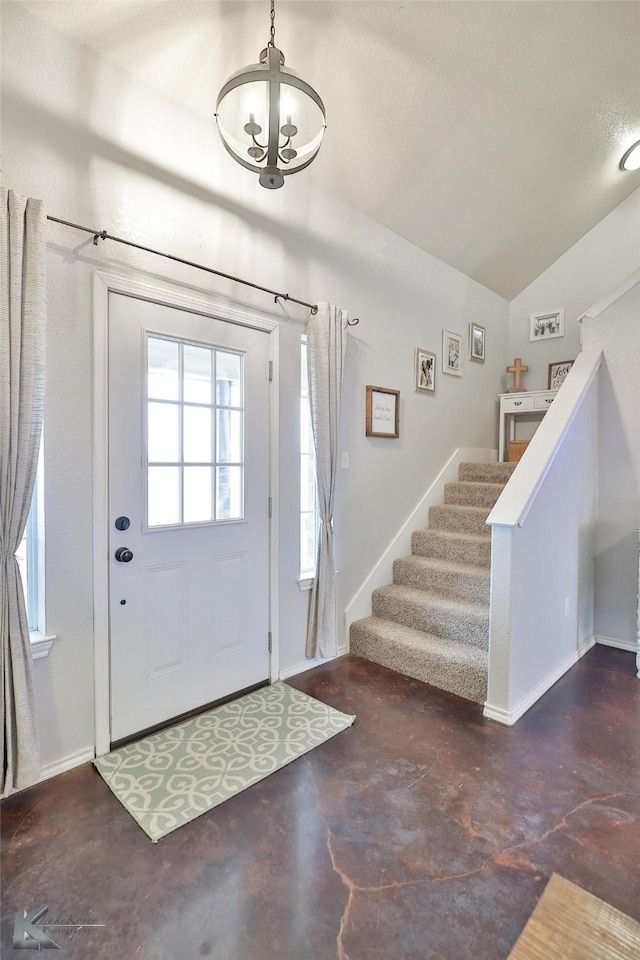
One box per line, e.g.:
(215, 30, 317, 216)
(582, 280, 640, 648)
(485, 351, 600, 724)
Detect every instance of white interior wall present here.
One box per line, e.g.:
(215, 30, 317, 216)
(507, 188, 640, 392)
(2, 3, 509, 768)
(582, 282, 640, 646)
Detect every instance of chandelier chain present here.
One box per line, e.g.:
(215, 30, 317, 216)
(268, 0, 276, 47)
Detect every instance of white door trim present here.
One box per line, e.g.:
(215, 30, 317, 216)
(92, 270, 280, 756)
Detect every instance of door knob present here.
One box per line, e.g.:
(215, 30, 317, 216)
(115, 516, 130, 531)
(115, 547, 133, 563)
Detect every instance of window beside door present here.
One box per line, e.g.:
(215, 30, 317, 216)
(300, 335, 319, 585)
(16, 439, 50, 655)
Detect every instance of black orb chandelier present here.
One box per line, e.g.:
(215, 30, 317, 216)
(215, 0, 326, 189)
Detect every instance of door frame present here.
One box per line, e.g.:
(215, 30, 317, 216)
(92, 270, 280, 756)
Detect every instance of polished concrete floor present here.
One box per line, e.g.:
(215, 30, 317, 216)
(2, 646, 639, 960)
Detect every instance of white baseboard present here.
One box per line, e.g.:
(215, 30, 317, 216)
(342, 446, 497, 647)
(279, 657, 324, 679)
(1, 746, 95, 799)
(279, 649, 347, 680)
(39, 746, 95, 784)
(483, 635, 596, 726)
(595, 635, 638, 653)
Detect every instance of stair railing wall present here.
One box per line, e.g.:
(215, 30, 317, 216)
(582, 275, 640, 659)
(484, 349, 602, 724)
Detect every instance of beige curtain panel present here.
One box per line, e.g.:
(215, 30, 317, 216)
(1, 190, 46, 794)
(305, 303, 348, 659)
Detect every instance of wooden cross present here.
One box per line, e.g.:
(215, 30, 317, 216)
(507, 357, 528, 392)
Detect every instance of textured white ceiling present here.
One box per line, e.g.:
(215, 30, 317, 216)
(18, 0, 640, 298)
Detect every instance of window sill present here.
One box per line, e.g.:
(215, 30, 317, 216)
(30, 632, 57, 660)
(297, 568, 339, 592)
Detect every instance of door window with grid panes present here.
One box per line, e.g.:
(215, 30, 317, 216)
(146, 335, 244, 527)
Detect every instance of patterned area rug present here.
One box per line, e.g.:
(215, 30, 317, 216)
(94, 682, 355, 841)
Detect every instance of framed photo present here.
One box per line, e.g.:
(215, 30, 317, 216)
(530, 308, 565, 341)
(442, 329, 462, 376)
(415, 348, 436, 393)
(365, 385, 400, 438)
(469, 322, 486, 362)
(548, 360, 574, 390)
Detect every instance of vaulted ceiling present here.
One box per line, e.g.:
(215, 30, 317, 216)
(18, 0, 640, 299)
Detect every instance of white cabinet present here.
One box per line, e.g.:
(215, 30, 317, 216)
(498, 390, 557, 461)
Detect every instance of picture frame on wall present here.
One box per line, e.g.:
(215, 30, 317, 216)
(469, 322, 486, 362)
(548, 360, 574, 390)
(442, 329, 462, 376)
(365, 385, 400, 438)
(415, 348, 436, 393)
(529, 308, 565, 341)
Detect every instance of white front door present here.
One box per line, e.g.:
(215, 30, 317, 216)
(108, 292, 271, 743)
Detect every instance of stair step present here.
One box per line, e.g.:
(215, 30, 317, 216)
(372, 584, 489, 649)
(458, 461, 516, 484)
(444, 480, 505, 509)
(350, 616, 488, 703)
(411, 529, 491, 567)
(394, 555, 490, 603)
(428, 504, 490, 537)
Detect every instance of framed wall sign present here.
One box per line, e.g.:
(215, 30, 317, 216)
(469, 322, 486, 362)
(365, 385, 400, 438)
(548, 359, 574, 390)
(415, 348, 436, 393)
(530, 308, 564, 341)
(442, 329, 462, 376)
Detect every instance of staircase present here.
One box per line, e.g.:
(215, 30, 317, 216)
(350, 461, 516, 703)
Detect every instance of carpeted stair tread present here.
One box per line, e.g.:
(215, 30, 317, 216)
(349, 460, 516, 704)
(372, 583, 489, 649)
(458, 461, 517, 484)
(428, 503, 491, 537)
(411, 529, 491, 566)
(350, 616, 487, 703)
(393, 554, 490, 603)
(444, 480, 506, 509)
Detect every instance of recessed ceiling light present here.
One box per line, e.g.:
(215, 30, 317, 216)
(620, 139, 640, 171)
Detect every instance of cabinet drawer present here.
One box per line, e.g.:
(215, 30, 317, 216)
(534, 393, 557, 410)
(502, 395, 534, 412)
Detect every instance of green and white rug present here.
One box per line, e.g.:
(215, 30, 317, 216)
(94, 681, 355, 841)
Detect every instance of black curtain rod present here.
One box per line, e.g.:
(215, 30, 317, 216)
(46, 215, 359, 324)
